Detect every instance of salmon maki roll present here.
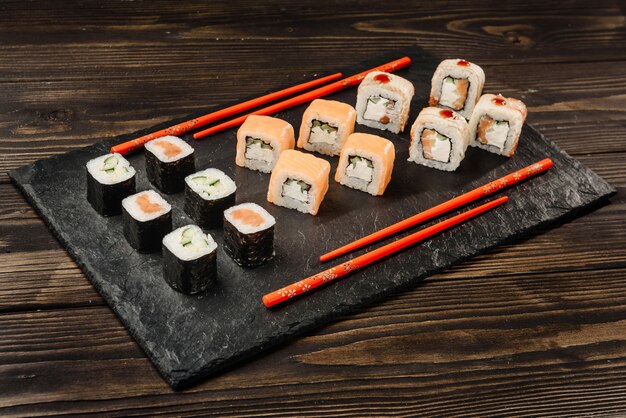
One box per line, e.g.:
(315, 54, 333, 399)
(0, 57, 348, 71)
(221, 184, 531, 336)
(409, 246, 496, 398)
(297, 99, 356, 156)
(236, 115, 295, 173)
(468, 94, 528, 157)
(335, 133, 395, 196)
(145, 135, 195, 194)
(409, 108, 470, 172)
(429, 59, 485, 120)
(355, 71, 414, 134)
(267, 149, 330, 215)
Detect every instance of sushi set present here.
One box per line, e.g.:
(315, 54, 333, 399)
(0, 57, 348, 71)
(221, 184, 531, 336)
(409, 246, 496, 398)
(10, 47, 615, 388)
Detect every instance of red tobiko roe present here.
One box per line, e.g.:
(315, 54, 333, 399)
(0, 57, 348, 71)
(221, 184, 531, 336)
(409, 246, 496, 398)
(374, 73, 391, 84)
(493, 97, 507, 106)
(439, 109, 455, 119)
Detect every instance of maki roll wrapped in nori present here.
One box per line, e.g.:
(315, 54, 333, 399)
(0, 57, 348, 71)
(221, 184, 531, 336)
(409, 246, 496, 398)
(122, 190, 172, 253)
(86, 153, 136, 216)
(184, 168, 236, 229)
(145, 135, 195, 194)
(223, 203, 275, 268)
(162, 225, 217, 294)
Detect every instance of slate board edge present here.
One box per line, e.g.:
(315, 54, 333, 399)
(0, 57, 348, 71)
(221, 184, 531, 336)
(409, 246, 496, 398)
(8, 121, 616, 389)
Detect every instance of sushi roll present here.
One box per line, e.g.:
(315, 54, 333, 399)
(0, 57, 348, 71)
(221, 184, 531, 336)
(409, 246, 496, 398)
(223, 203, 276, 268)
(355, 71, 414, 134)
(162, 225, 218, 294)
(335, 133, 395, 196)
(468, 94, 528, 157)
(297, 99, 356, 156)
(267, 149, 330, 215)
(86, 153, 136, 216)
(184, 168, 237, 229)
(429, 59, 485, 119)
(145, 135, 195, 194)
(408, 108, 470, 172)
(236, 115, 295, 173)
(122, 190, 172, 253)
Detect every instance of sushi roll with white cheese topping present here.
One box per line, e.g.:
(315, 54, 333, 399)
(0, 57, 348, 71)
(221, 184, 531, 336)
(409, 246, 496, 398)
(236, 115, 295, 173)
(223, 203, 276, 268)
(297, 99, 356, 156)
(86, 153, 136, 216)
(145, 135, 195, 194)
(355, 71, 414, 134)
(162, 225, 218, 294)
(429, 59, 485, 119)
(335, 133, 395, 196)
(409, 108, 470, 171)
(468, 94, 528, 157)
(122, 190, 172, 253)
(184, 168, 236, 229)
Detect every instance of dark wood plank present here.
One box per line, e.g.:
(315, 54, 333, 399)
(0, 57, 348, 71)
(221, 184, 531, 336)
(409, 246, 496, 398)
(2, 60, 626, 177)
(3, 267, 626, 416)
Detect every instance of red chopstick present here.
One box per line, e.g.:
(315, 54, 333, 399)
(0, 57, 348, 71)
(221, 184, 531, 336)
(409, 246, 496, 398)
(192, 56, 412, 139)
(109, 72, 343, 155)
(263, 196, 508, 308)
(320, 158, 553, 263)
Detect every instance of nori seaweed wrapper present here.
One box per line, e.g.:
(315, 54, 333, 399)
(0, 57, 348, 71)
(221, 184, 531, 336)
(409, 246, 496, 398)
(184, 183, 236, 229)
(223, 217, 274, 268)
(162, 245, 217, 294)
(145, 151, 195, 194)
(86, 170, 135, 216)
(122, 208, 172, 253)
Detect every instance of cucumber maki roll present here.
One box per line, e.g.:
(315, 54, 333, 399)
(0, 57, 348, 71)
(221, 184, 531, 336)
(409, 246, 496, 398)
(86, 153, 136, 216)
(184, 168, 237, 229)
(162, 225, 218, 294)
(145, 135, 195, 194)
(122, 190, 172, 253)
(223, 203, 275, 268)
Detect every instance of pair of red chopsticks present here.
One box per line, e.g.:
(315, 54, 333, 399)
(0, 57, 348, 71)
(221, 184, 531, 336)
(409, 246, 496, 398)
(110, 56, 412, 155)
(262, 158, 554, 308)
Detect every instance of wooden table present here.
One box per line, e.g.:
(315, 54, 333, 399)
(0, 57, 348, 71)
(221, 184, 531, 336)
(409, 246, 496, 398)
(1, 1, 625, 416)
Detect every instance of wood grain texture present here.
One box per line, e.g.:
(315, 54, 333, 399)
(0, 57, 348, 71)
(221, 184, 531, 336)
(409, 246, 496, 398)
(1, 0, 625, 416)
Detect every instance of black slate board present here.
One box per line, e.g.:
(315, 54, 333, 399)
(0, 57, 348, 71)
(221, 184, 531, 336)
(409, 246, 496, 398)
(9, 47, 616, 389)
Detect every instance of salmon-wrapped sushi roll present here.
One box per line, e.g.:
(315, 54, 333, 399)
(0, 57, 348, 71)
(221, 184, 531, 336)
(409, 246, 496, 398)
(468, 94, 528, 157)
(236, 115, 295, 173)
(335, 133, 395, 196)
(297, 99, 356, 156)
(429, 59, 485, 120)
(355, 71, 414, 134)
(409, 108, 470, 172)
(267, 150, 330, 215)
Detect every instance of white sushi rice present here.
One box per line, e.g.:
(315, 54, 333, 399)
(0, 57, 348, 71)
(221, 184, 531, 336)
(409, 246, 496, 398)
(185, 168, 236, 201)
(163, 225, 217, 261)
(408, 107, 470, 172)
(356, 71, 414, 134)
(224, 202, 276, 234)
(122, 189, 171, 222)
(468, 94, 527, 157)
(144, 135, 194, 163)
(299, 114, 353, 156)
(86, 153, 135, 185)
(430, 59, 485, 119)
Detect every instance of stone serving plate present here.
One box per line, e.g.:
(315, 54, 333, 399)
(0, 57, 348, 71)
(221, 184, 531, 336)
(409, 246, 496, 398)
(9, 47, 615, 388)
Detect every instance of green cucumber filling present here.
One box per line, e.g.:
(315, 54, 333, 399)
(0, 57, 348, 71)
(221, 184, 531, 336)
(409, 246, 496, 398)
(281, 178, 311, 203)
(180, 227, 209, 250)
(346, 156, 374, 183)
(190, 175, 223, 197)
(309, 119, 339, 145)
(245, 137, 273, 163)
(100, 155, 129, 175)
